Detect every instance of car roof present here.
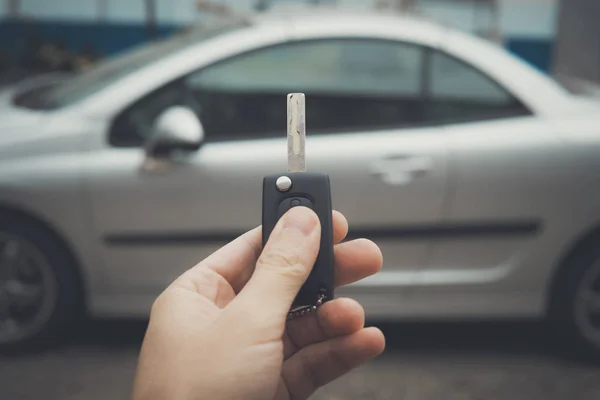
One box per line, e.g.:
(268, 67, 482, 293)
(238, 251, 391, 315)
(249, 8, 450, 37)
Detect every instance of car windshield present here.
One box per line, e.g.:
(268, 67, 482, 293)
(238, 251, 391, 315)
(15, 20, 248, 110)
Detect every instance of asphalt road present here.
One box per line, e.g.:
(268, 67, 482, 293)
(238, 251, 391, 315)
(1, 320, 600, 400)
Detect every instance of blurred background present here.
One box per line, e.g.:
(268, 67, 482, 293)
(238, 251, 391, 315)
(1, 0, 600, 399)
(0, 0, 593, 84)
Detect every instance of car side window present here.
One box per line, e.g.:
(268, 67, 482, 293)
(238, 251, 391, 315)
(184, 39, 426, 141)
(426, 51, 531, 123)
(109, 39, 427, 147)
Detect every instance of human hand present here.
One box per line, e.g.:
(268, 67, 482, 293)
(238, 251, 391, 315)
(132, 207, 385, 400)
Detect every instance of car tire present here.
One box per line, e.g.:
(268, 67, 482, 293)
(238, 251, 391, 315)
(551, 242, 600, 361)
(0, 214, 84, 352)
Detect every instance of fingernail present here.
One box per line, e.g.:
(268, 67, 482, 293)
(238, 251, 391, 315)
(283, 207, 318, 236)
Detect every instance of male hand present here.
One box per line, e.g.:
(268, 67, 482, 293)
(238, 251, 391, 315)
(132, 207, 385, 400)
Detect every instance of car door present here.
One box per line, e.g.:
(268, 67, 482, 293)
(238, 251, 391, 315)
(86, 37, 449, 306)
(410, 48, 559, 316)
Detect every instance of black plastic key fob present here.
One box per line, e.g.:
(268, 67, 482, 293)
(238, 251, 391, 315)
(262, 172, 334, 316)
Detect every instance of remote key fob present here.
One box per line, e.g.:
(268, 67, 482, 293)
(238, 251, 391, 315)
(262, 93, 334, 319)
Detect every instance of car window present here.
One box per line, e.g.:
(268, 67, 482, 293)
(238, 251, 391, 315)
(426, 51, 531, 122)
(184, 39, 426, 141)
(110, 38, 427, 147)
(191, 40, 422, 96)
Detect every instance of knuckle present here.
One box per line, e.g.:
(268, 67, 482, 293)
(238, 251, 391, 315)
(150, 292, 168, 315)
(260, 246, 307, 278)
(150, 298, 161, 316)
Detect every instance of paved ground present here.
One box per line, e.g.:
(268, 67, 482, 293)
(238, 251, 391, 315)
(1, 320, 599, 400)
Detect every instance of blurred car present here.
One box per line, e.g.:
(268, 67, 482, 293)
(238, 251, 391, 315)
(1, 10, 600, 355)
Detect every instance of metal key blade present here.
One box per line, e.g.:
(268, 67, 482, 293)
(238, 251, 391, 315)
(287, 93, 306, 172)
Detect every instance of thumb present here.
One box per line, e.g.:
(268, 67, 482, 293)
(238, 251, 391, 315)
(232, 206, 321, 322)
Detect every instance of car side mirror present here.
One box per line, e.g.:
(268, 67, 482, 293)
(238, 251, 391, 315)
(145, 106, 204, 158)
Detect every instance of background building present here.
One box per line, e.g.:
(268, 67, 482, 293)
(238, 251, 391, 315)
(0, 0, 563, 74)
(553, 0, 600, 83)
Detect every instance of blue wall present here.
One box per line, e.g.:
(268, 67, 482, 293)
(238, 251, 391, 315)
(505, 37, 554, 72)
(0, 19, 178, 61)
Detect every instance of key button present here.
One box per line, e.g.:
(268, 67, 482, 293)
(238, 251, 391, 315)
(278, 197, 313, 216)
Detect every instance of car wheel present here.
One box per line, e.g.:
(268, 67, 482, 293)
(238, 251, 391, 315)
(552, 243, 600, 360)
(0, 215, 83, 352)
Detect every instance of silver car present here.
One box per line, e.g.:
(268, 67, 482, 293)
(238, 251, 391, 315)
(1, 11, 600, 355)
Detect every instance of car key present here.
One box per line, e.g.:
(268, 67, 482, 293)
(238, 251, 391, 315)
(261, 93, 334, 319)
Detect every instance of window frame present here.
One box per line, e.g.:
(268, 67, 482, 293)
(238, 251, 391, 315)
(108, 38, 533, 148)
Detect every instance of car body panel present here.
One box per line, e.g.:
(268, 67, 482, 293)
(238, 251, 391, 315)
(85, 125, 448, 295)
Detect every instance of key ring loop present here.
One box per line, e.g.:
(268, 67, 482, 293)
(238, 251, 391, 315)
(286, 292, 327, 320)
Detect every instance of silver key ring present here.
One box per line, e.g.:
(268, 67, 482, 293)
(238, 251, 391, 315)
(287, 293, 327, 320)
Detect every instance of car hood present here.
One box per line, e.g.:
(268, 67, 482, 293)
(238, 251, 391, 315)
(0, 86, 55, 146)
(0, 110, 50, 147)
(0, 75, 88, 164)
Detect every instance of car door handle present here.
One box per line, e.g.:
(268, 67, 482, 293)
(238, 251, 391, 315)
(369, 155, 433, 185)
